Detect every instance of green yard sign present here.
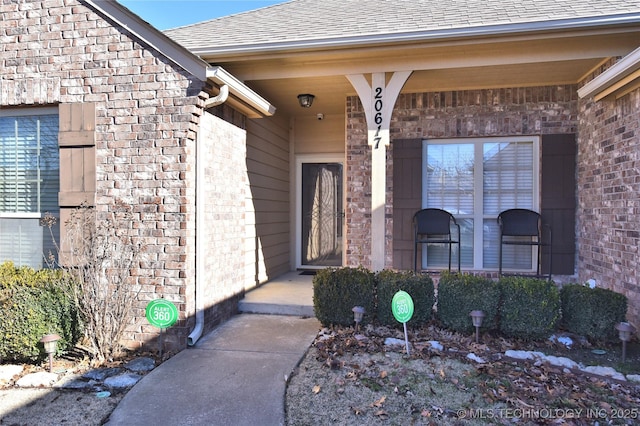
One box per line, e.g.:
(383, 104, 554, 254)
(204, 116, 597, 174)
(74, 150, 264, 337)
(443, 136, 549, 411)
(146, 299, 178, 328)
(391, 290, 414, 356)
(391, 290, 414, 323)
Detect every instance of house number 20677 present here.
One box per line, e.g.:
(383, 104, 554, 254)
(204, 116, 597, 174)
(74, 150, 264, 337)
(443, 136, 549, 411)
(373, 86, 383, 148)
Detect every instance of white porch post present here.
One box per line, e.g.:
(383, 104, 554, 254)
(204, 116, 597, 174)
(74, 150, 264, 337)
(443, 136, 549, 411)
(347, 71, 411, 271)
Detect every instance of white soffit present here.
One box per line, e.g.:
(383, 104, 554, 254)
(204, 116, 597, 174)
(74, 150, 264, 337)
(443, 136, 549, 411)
(578, 46, 640, 100)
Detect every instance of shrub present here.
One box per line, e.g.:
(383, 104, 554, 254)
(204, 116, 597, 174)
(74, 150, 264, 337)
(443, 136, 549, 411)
(313, 267, 375, 327)
(43, 204, 143, 362)
(376, 270, 434, 327)
(560, 284, 627, 342)
(0, 262, 81, 362)
(436, 272, 500, 334)
(499, 276, 560, 340)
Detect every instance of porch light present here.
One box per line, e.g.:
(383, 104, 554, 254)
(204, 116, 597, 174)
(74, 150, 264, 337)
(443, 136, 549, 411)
(352, 306, 365, 331)
(615, 322, 636, 362)
(470, 310, 485, 343)
(297, 94, 315, 108)
(40, 333, 61, 372)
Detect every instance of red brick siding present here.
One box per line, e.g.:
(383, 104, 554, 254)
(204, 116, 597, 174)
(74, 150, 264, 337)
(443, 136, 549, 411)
(346, 85, 578, 270)
(1, 0, 209, 350)
(577, 88, 640, 326)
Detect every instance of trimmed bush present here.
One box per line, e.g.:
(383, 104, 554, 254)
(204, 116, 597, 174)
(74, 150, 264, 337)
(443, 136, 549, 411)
(0, 262, 81, 362)
(313, 267, 376, 327)
(436, 272, 500, 334)
(499, 276, 560, 340)
(560, 284, 627, 343)
(376, 270, 434, 327)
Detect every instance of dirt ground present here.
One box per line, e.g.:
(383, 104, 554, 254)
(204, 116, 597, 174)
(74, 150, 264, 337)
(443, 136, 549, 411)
(285, 325, 640, 425)
(0, 388, 123, 425)
(0, 349, 161, 426)
(2, 324, 640, 426)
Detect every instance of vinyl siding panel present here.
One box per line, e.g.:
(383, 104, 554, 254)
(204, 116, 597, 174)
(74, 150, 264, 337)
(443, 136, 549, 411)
(246, 114, 291, 282)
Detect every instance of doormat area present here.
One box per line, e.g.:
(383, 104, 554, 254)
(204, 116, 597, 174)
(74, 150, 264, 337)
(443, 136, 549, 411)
(299, 270, 317, 276)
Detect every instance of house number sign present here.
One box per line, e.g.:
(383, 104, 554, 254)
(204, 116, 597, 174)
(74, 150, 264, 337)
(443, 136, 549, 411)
(146, 299, 178, 328)
(373, 86, 384, 149)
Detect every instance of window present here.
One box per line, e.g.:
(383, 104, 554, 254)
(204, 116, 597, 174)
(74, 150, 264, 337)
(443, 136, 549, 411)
(422, 136, 539, 270)
(0, 109, 59, 268)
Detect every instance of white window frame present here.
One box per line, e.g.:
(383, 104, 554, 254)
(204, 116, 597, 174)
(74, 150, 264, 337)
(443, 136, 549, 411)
(422, 136, 540, 271)
(0, 107, 59, 267)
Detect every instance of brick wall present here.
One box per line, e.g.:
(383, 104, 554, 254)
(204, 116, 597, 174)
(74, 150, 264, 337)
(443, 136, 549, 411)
(346, 85, 578, 270)
(0, 0, 215, 350)
(577, 87, 640, 326)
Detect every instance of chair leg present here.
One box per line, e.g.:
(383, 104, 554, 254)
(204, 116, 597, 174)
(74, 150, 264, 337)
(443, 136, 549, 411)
(498, 237, 503, 276)
(447, 243, 452, 272)
(414, 242, 418, 272)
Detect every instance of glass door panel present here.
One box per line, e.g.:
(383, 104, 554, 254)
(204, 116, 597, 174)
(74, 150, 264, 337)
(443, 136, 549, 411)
(301, 162, 343, 267)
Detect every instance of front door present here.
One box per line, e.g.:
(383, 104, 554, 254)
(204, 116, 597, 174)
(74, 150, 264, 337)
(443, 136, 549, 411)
(297, 157, 344, 268)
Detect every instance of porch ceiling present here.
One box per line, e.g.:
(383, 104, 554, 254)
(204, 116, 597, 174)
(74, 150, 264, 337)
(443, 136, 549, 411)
(202, 29, 640, 118)
(242, 59, 602, 117)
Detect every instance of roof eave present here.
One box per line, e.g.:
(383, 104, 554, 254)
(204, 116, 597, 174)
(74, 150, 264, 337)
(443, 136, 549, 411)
(85, 0, 210, 80)
(578, 46, 640, 100)
(190, 12, 640, 57)
(207, 67, 277, 117)
(84, 1, 275, 118)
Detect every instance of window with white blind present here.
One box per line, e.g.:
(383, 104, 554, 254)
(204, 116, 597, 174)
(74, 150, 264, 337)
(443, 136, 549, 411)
(422, 137, 539, 270)
(0, 109, 59, 268)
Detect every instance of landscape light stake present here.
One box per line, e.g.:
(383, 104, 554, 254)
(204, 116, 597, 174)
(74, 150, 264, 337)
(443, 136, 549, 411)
(470, 310, 485, 343)
(615, 322, 636, 362)
(40, 334, 61, 372)
(352, 306, 365, 332)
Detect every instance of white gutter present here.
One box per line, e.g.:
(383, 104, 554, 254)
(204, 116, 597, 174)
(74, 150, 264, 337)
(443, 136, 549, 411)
(190, 12, 640, 56)
(206, 66, 276, 116)
(203, 85, 230, 109)
(187, 87, 230, 347)
(578, 46, 640, 99)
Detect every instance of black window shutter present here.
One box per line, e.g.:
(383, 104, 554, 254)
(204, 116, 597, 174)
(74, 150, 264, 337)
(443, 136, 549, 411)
(541, 134, 576, 275)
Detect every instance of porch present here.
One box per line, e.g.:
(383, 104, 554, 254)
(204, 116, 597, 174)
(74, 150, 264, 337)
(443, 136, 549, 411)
(239, 271, 315, 317)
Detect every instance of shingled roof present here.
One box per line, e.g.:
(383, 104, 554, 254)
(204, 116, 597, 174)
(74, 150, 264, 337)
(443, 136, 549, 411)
(165, 0, 640, 53)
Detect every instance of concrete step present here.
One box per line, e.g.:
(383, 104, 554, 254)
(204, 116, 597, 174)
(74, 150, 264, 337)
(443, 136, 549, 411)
(238, 271, 315, 317)
(238, 300, 314, 317)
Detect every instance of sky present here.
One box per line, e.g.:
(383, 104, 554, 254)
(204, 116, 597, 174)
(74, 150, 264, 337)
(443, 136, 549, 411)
(117, 0, 288, 30)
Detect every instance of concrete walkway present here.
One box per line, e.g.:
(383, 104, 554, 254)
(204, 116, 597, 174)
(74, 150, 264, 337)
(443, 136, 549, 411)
(107, 272, 319, 426)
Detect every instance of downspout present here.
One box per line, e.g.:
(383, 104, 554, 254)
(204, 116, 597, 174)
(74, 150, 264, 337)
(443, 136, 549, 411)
(188, 85, 229, 346)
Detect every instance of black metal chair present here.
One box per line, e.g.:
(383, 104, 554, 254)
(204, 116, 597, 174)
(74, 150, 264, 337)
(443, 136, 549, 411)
(413, 208, 461, 272)
(497, 208, 552, 281)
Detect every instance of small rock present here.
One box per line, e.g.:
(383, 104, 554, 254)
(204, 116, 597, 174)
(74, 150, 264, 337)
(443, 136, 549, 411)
(549, 334, 574, 348)
(384, 337, 406, 347)
(83, 367, 123, 381)
(505, 350, 545, 360)
(581, 365, 626, 381)
(124, 357, 155, 372)
(104, 372, 142, 389)
(16, 371, 59, 387)
(428, 341, 443, 351)
(0, 364, 24, 384)
(55, 378, 94, 390)
(543, 355, 579, 370)
(466, 353, 486, 363)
